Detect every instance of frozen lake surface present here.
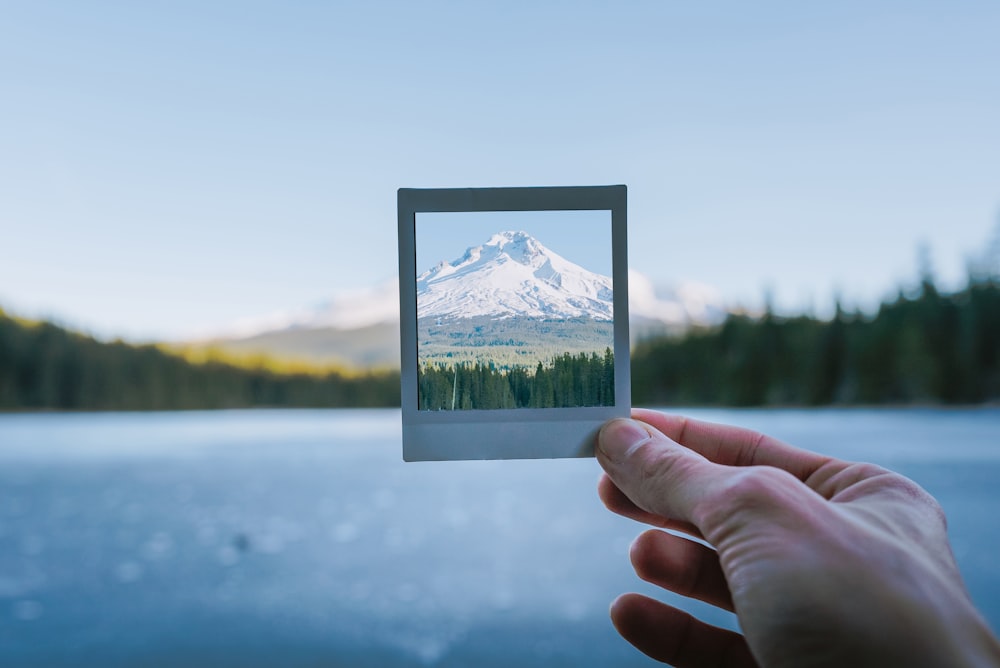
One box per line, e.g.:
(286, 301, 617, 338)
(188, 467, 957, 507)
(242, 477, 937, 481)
(1, 408, 998, 666)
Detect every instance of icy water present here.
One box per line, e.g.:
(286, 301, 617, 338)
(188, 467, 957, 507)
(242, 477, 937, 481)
(1, 408, 998, 667)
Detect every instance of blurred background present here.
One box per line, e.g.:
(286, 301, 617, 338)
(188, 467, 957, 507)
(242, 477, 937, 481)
(1, 2, 999, 666)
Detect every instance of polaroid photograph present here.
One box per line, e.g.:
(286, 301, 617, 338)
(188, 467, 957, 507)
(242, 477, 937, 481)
(397, 185, 630, 461)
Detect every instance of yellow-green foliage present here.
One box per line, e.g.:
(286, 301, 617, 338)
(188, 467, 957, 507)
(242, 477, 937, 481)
(0, 312, 400, 410)
(160, 343, 372, 378)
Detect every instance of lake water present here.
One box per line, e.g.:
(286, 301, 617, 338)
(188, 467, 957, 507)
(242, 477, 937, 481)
(1, 408, 998, 666)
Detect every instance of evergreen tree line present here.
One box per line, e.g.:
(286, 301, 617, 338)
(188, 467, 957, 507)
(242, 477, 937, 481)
(631, 277, 1000, 406)
(3, 274, 998, 411)
(0, 313, 399, 410)
(418, 349, 615, 410)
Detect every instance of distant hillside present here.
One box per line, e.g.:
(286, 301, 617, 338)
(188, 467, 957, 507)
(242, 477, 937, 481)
(197, 322, 400, 369)
(418, 316, 614, 369)
(0, 311, 399, 411)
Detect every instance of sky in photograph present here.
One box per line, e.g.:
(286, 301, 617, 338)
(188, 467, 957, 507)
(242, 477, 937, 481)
(1, 2, 999, 340)
(415, 210, 612, 278)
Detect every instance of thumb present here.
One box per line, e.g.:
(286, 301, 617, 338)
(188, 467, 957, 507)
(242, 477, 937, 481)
(596, 418, 725, 528)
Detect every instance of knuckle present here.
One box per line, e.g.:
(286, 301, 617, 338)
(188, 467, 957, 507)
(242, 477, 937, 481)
(635, 441, 685, 486)
(850, 461, 892, 480)
(697, 466, 799, 526)
(628, 442, 703, 516)
(886, 471, 948, 527)
(734, 429, 768, 466)
(850, 461, 944, 512)
(720, 466, 795, 502)
(634, 445, 698, 503)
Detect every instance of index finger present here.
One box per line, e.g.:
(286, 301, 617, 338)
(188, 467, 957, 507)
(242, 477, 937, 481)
(632, 409, 833, 482)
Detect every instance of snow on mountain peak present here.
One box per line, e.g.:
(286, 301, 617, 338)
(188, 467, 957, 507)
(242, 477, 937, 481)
(483, 230, 543, 261)
(487, 229, 532, 245)
(418, 231, 614, 321)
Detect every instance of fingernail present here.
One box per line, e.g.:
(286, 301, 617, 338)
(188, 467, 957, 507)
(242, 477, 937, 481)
(597, 419, 651, 463)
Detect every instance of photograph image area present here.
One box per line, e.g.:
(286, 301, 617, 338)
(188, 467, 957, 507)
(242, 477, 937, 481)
(415, 210, 614, 411)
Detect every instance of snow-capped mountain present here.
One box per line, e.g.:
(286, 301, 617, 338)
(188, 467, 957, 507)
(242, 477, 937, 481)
(417, 230, 613, 321)
(181, 244, 727, 368)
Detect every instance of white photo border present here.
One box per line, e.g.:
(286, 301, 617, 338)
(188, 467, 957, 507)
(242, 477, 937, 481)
(398, 185, 630, 461)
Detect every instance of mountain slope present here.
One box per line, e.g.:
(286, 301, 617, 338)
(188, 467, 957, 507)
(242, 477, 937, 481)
(201, 322, 400, 369)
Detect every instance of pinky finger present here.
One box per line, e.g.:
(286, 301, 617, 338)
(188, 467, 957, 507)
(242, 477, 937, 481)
(610, 593, 757, 667)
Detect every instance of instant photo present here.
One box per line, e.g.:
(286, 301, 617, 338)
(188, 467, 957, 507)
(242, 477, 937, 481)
(398, 186, 630, 461)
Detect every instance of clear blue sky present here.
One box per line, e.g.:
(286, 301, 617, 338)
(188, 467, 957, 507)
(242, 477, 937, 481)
(2, 2, 998, 340)
(415, 210, 612, 277)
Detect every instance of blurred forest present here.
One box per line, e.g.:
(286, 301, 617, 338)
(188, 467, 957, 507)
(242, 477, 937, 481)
(0, 312, 399, 410)
(1, 274, 998, 411)
(632, 274, 1000, 406)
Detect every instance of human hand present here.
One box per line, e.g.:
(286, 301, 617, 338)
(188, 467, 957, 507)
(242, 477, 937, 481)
(596, 409, 1000, 667)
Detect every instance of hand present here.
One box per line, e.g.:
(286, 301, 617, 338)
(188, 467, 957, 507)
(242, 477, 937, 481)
(596, 409, 1000, 667)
